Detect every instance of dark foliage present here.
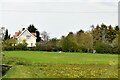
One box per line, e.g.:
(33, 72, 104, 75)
(36, 30, 41, 42)
(28, 24, 37, 33)
(4, 29, 10, 40)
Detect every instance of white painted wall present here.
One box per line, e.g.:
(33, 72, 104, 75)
(17, 30, 36, 47)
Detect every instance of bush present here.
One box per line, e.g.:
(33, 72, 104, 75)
(94, 41, 113, 53)
(112, 46, 119, 54)
(15, 43, 27, 50)
(3, 43, 27, 51)
(34, 42, 46, 51)
(3, 45, 15, 51)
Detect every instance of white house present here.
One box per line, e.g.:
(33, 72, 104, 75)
(16, 29, 36, 47)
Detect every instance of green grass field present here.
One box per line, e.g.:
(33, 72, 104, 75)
(2, 51, 118, 78)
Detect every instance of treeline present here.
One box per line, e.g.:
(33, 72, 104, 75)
(2, 23, 120, 54)
(36, 23, 119, 54)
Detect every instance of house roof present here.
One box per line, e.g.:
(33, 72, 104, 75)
(16, 29, 37, 39)
(15, 32, 21, 36)
(31, 33, 36, 36)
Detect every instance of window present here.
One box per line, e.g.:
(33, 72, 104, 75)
(26, 35, 31, 39)
(31, 43, 33, 47)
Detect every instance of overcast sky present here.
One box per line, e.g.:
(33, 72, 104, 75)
(0, 0, 119, 39)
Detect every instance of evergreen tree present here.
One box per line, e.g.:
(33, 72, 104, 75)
(28, 24, 37, 33)
(27, 24, 41, 42)
(4, 29, 10, 40)
(36, 30, 41, 42)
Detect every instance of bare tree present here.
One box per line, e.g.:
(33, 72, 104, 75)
(41, 31, 50, 41)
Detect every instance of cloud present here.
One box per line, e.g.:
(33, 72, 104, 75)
(88, 0, 119, 2)
(99, 2, 118, 7)
(0, 0, 119, 2)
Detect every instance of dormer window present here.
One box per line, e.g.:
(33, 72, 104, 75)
(26, 35, 31, 39)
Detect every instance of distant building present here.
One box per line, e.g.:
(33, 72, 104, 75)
(15, 29, 36, 47)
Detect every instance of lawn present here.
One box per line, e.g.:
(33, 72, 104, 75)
(2, 51, 118, 78)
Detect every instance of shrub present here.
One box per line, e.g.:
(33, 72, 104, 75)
(94, 41, 113, 53)
(34, 42, 46, 51)
(15, 43, 27, 50)
(3, 45, 15, 51)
